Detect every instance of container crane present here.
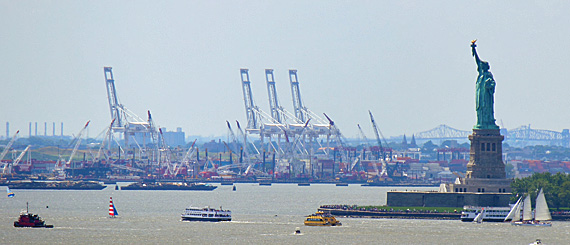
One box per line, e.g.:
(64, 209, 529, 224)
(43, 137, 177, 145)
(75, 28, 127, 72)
(236, 120, 260, 156)
(226, 121, 240, 155)
(0, 130, 19, 173)
(290, 119, 311, 156)
(147, 110, 160, 163)
(94, 119, 115, 162)
(357, 124, 371, 160)
(2, 145, 31, 174)
(241, 69, 259, 130)
(369, 111, 388, 177)
(266, 69, 284, 124)
(105, 67, 123, 129)
(266, 69, 301, 125)
(175, 139, 198, 176)
(354, 124, 377, 173)
(289, 70, 307, 123)
(55, 121, 90, 177)
(323, 113, 346, 147)
(104, 67, 152, 147)
(158, 128, 172, 176)
(289, 70, 328, 125)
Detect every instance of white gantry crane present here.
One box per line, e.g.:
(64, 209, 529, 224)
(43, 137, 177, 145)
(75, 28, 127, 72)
(239, 68, 346, 170)
(240, 68, 287, 154)
(104, 67, 154, 149)
(289, 70, 344, 156)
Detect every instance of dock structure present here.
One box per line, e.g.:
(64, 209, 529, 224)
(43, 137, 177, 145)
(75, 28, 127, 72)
(386, 191, 511, 208)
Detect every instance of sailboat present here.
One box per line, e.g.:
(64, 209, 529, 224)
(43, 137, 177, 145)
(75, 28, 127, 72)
(473, 208, 485, 223)
(109, 197, 119, 218)
(7, 187, 15, 198)
(504, 196, 523, 222)
(510, 188, 552, 226)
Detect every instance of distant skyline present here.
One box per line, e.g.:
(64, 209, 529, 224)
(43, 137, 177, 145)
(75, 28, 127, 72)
(2, 1, 570, 140)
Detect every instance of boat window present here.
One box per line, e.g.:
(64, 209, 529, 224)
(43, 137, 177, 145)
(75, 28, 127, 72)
(481, 143, 485, 151)
(492, 143, 496, 151)
(486, 143, 490, 151)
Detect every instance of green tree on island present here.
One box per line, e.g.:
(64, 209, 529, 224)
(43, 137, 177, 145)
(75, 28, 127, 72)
(511, 172, 570, 210)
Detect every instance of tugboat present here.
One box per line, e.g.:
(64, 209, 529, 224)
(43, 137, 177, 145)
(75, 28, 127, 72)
(304, 211, 342, 226)
(14, 202, 54, 228)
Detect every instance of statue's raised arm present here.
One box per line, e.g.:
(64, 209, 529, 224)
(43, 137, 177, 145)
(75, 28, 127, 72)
(471, 39, 481, 68)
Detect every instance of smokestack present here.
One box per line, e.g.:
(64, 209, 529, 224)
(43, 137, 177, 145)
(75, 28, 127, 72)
(44, 122, 47, 136)
(5, 122, 8, 139)
(35, 122, 37, 136)
(53, 122, 55, 136)
(61, 122, 63, 136)
(29, 122, 32, 137)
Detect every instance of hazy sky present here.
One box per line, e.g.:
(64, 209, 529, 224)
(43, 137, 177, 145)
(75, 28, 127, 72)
(1, 1, 569, 140)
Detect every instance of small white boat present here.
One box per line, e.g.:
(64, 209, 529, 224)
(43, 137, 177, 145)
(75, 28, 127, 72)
(529, 239, 542, 245)
(181, 206, 231, 222)
(510, 188, 552, 227)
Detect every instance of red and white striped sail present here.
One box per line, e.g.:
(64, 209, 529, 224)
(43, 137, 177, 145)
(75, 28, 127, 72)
(109, 197, 118, 217)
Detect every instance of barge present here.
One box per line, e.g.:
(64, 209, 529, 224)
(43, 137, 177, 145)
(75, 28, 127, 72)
(8, 181, 106, 190)
(121, 182, 217, 191)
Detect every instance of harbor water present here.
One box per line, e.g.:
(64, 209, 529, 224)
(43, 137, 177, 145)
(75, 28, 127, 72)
(1, 184, 568, 244)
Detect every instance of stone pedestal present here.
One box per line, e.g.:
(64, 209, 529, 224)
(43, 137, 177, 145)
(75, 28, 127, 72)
(465, 129, 506, 179)
(446, 128, 511, 193)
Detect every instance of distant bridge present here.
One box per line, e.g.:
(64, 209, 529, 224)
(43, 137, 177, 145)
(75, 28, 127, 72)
(414, 124, 470, 141)
(505, 125, 569, 146)
(413, 124, 570, 147)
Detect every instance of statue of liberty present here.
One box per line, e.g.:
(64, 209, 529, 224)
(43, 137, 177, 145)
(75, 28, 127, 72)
(471, 40, 499, 130)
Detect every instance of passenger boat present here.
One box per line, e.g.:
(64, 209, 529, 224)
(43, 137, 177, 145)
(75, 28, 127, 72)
(8, 180, 106, 190)
(460, 206, 511, 222)
(181, 206, 231, 222)
(121, 182, 217, 191)
(304, 211, 342, 226)
(509, 188, 552, 227)
(14, 202, 53, 228)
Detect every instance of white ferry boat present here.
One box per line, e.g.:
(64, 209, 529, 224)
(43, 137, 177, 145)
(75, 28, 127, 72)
(181, 206, 231, 222)
(460, 206, 512, 222)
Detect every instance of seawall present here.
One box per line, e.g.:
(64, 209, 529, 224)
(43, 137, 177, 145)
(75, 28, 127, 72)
(387, 191, 512, 207)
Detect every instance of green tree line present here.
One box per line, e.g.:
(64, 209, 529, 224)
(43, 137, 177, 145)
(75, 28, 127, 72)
(511, 172, 570, 210)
